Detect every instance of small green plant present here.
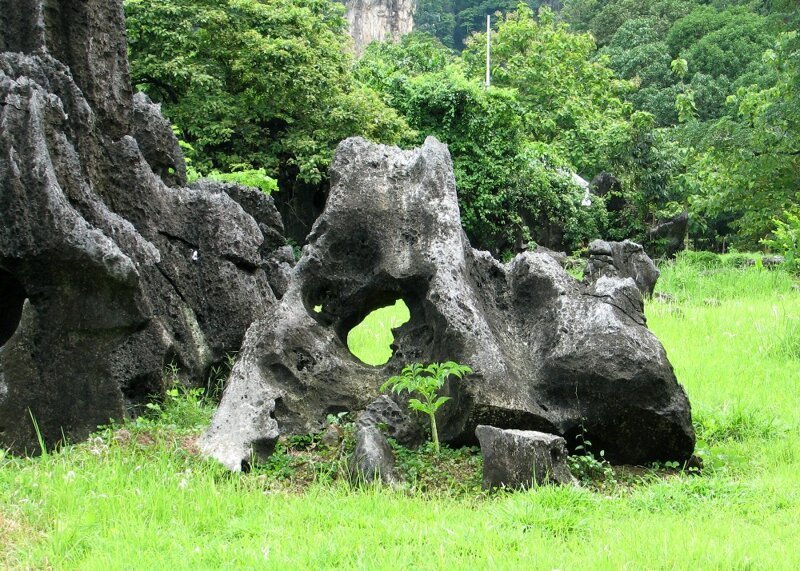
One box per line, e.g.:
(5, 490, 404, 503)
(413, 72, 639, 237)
(141, 364, 213, 431)
(380, 361, 472, 453)
(568, 434, 615, 486)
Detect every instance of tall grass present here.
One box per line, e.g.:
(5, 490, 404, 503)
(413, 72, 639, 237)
(1, 260, 799, 569)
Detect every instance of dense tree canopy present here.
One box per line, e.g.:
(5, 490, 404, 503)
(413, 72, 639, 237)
(125, 0, 412, 182)
(125, 0, 800, 255)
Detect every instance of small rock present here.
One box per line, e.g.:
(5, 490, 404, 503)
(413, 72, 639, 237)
(476, 425, 574, 489)
(584, 239, 659, 297)
(348, 426, 397, 485)
(320, 424, 342, 448)
(762, 255, 785, 268)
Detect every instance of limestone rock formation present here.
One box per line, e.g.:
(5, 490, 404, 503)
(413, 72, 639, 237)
(346, 0, 415, 55)
(0, 0, 287, 454)
(201, 136, 694, 471)
(584, 239, 660, 298)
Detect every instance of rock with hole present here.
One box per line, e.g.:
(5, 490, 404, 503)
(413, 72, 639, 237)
(201, 136, 694, 471)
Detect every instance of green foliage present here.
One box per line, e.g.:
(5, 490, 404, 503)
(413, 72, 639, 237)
(381, 362, 472, 452)
(685, 31, 800, 248)
(204, 169, 278, 195)
(358, 10, 628, 253)
(125, 0, 412, 182)
(140, 364, 214, 432)
(463, 6, 636, 176)
(390, 441, 483, 495)
(762, 209, 800, 272)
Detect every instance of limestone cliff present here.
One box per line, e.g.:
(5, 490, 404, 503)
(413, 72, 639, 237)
(346, 0, 415, 55)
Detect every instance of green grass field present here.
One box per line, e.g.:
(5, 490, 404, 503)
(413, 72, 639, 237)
(1, 257, 799, 569)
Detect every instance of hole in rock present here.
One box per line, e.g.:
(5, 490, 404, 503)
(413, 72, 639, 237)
(0, 268, 26, 347)
(346, 299, 410, 366)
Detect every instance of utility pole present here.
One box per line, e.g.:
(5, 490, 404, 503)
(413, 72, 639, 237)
(486, 14, 491, 88)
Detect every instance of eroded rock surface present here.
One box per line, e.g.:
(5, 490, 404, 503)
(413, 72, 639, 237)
(201, 137, 694, 471)
(476, 425, 574, 489)
(0, 0, 287, 454)
(584, 239, 660, 298)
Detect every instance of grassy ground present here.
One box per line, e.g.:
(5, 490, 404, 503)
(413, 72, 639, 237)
(1, 257, 799, 569)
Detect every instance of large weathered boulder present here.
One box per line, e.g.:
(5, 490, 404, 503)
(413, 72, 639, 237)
(0, 0, 287, 454)
(584, 239, 660, 298)
(201, 137, 694, 471)
(476, 425, 574, 489)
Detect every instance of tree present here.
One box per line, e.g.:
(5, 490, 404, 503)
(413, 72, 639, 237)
(687, 32, 800, 248)
(126, 4, 410, 172)
(356, 31, 608, 254)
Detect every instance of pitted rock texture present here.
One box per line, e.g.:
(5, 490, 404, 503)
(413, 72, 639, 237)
(201, 136, 694, 472)
(346, 0, 415, 55)
(0, 0, 287, 454)
(357, 395, 426, 448)
(584, 239, 660, 298)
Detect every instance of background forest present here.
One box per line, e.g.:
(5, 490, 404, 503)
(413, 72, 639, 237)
(125, 0, 799, 260)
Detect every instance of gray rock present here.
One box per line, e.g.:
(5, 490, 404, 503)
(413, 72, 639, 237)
(647, 211, 688, 259)
(0, 0, 286, 454)
(357, 395, 426, 448)
(131, 92, 187, 187)
(320, 424, 343, 448)
(346, 0, 415, 56)
(348, 426, 397, 485)
(201, 137, 695, 471)
(533, 245, 568, 267)
(585, 239, 660, 297)
(762, 255, 785, 268)
(476, 425, 574, 489)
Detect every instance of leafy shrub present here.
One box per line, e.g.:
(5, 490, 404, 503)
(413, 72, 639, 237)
(140, 364, 214, 432)
(762, 209, 800, 273)
(677, 250, 722, 268)
(204, 169, 278, 195)
(567, 434, 615, 486)
(381, 362, 472, 453)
